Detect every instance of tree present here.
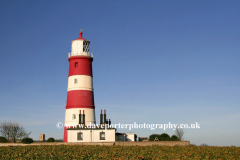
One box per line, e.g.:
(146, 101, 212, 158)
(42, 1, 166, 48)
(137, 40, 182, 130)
(159, 133, 170, 141)
(0, 121, 31, 143)
(175, 128, 184, 141)
(149, 134, 161, 141)
(170, 135, 179, 141)
(149, 133, 171, 141)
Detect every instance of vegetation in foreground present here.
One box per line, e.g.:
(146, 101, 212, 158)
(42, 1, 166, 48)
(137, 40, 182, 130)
(0, 145, 239, 159)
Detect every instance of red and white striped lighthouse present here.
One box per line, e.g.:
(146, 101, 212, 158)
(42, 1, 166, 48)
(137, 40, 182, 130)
(63, 31, 95, 142)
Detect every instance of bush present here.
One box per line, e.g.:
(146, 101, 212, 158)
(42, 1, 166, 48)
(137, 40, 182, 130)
(21, 138, 33, 144)
(170, 135, 179, 141)
(159, 133, 170, 141)
(0, 136, 8, 143)
(47, 137, 55, 142)
(149, 133, 171, 141)
(149, 134, 161, 141)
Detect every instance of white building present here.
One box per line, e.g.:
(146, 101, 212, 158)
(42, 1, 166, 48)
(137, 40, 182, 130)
(115, 133, 137, 141)
(67, 124, 116, 142)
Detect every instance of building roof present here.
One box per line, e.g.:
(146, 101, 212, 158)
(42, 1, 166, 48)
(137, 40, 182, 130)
(74, 32, 87, 41)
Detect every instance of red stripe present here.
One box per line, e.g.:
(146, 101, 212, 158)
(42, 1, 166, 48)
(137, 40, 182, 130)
(63, 126, 68, 142)
(66, 90, 95, 109)
(68, 56, 93, 77)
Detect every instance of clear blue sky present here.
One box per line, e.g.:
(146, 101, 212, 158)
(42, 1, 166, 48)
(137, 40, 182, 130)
(0, 0, 239, 146)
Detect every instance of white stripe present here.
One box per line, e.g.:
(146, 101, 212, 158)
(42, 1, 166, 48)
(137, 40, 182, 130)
(64, 108, 96, 126)
(67, 75, 93, 91)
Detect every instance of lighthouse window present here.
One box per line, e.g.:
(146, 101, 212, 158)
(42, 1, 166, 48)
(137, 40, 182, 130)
(73, 114, 76, 119)
(77, 132, 83, 140)
(74, 78, 78, 84)
(83, 41, 90, 52)
(100, 131, 105, 140)
(74, 62, 78, 67)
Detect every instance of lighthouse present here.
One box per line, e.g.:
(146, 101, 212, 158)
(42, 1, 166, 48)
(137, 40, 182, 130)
(63, 31, 116, 142)
(63, 31, 95, 142)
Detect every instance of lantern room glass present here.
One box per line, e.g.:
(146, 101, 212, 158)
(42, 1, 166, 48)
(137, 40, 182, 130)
(83, 40, 90, 53)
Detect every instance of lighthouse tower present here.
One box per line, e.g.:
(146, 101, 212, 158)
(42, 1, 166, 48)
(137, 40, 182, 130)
(63, 31, 95, 142)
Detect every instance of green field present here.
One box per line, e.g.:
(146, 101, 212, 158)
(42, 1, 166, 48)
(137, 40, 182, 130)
(0, 145, 239, 159)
